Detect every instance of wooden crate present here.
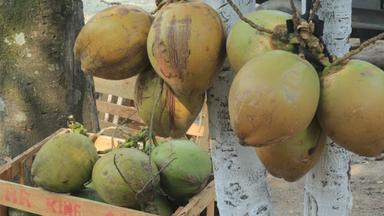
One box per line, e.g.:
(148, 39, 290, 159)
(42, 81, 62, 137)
(0, 128, 216, 216)
(93, 76, 210, 152)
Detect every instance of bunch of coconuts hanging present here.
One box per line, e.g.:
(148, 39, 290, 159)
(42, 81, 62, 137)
(136, 0, 225, 138)
(74, 1, 226, 138)
(226, 1, 384, 182)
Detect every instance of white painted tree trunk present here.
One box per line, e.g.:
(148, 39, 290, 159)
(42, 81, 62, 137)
(304, 0, 353, 215)
(203, 1, 272, 215)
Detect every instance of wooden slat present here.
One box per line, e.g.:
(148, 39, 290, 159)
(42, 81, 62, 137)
(96, 100, 144, 124)
(104, 94, 114, 122)
(93, 135, 125, 152)
(0, 180, 156, 216)
(99, 120, 142, 131)
(206, 201, 215, 216)
(94, 76, 137, 99)
(186, 123, 204, 138)
(173, 181, 215, 216)
(193, 103, 209, 150)
(112, 97, 124, 124)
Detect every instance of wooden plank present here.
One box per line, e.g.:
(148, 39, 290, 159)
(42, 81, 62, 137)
(93, 135, 125, 152)
(0, 169, 11, 216)
(186, 123, 204, 138)
(0, 180, 156, 216)
(206, 201, 215, 216)
(198, 103, 210, 152)
(113, 97, 124, 124)
(105, 94, 114, 122)
(173, 181, 215, 216)
(94, 76, 137, 99)
(96, 100, 144, 124)
(98, 120, 142, 134)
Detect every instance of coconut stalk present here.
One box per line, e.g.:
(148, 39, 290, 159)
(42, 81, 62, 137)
(202, 1, 272, 215)
(303, 0, 353, 215)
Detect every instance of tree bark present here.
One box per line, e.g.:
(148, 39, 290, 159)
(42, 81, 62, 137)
(0, 0, 99, 161)
(203, 1, 272, 215)
(304, 0, 353, 215)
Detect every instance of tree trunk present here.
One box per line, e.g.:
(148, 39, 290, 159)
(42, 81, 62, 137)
(304, 0, 353, 215)
(0, 0, 99, 162)
(203, 1, 273, 215)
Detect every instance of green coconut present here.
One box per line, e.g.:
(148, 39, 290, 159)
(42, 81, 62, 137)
(229, 50, 320, 147)
(256, 120, 326, 182)
(151, 139, 212, 200)
(143, 194, 173, 216)
(135, 68, 204, 138)
(92, 148, 159, 208)
(31, 133, 98, 193)
(71, 182, 104, 203)
(7, 208, 38, 216)
(227, 10, 293, 73)
(318, 60, 384, 156)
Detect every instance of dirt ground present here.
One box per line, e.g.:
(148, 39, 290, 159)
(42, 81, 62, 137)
(269, 154, 384, 216)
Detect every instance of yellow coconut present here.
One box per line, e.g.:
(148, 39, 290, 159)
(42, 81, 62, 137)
(229, 50, 320, 147)
(318, 60, 384, 156)
(227, 10, 293, 73)
(74, 5, 152, 80)
(147, 1, 225, 96)
(256, 120, 326, 182)
(134, 69, 204, 138)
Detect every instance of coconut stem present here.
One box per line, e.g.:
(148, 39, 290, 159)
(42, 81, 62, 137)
(151, 0, 168, 14)
(289, 0, 301, 30)
(226, 0, 274, 34)
(136, 157, 177, 199)
(328, 32, 384, 71)
(113, 153, 133, 187)
(308, 0, 321, 22)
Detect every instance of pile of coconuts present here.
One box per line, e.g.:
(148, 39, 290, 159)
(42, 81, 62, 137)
(28, 123, 212, 215)
(70, 0, 384, 208)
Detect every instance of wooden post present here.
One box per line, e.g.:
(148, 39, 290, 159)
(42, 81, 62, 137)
(304, 0, 353, 215)
(203, 1, 272, 215)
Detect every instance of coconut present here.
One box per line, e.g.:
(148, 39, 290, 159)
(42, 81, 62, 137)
(71, 182, 104, 203)
(147, 1, 225, 96)
(227, 10, 293, 73)
(92, 148, 159, 208)
(143, 194, 173, 216)
(8, 208, 38, 216)
(256, 120, 326, 182)
(31, 133, 98, 193)
(318, 60, 384, 156)
(229, 50, 320, 147)
(135, 68, 204, 138)
(74, 5, 152, 80)
(151, 139, 212, 200)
